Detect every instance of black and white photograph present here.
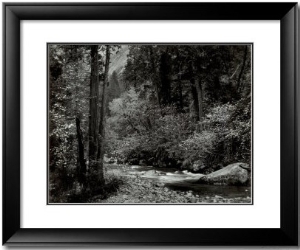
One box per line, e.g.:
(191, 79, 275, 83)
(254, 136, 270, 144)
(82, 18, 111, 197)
(48, 44, 252, 204)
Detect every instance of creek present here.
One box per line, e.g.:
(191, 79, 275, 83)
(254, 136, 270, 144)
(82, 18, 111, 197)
(108, 164, 251, 199)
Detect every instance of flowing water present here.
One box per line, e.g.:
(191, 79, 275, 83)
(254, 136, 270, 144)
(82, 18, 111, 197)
(108, 164, 251, 199)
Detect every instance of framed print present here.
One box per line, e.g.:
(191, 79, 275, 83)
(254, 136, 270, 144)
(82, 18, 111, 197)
(47, 42, 253, 205)
(3, 2, 298, 246)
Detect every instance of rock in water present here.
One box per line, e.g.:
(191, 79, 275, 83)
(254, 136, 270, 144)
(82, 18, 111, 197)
(198, 163, 250, 186)
(238, 163, 251, 171)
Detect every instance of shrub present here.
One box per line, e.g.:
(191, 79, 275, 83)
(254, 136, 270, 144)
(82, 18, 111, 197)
(105, 88, 251, 172)
(179, 130, 217, 168)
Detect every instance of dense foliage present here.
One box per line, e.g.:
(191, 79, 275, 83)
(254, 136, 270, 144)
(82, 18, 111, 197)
(106, 45, 251, 173)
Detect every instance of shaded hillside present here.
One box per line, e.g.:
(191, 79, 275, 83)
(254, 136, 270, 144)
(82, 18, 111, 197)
(106, 45, 129, 107)
(109, 45, 129, 76)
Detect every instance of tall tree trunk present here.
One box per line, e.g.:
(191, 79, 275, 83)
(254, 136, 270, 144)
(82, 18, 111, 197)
(189, 58, 204, 121)
(189, 60, 203, 121)
(88, 45, 99, 170)
(189, 79, 200, 121)
(159, 50, 171, 105)
(96, 45, 111, 182)
(177, 61, 183, 112)
(178, 78, 183, 112)
(237, 46, 248, 92)
(74, 46, 87, 185)
(149, 46, 162, 109)
(194, 77, 204, 120)
(76, 117, 86, 185)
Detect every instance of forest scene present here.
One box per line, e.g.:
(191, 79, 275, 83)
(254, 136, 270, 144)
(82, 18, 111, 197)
(49, 44, 252, 204)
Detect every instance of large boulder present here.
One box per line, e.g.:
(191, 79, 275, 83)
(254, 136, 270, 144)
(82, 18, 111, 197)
(198, 163, 250, 186)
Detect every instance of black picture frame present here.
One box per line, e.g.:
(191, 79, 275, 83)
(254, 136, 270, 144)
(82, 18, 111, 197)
(3, 2, 298, 246)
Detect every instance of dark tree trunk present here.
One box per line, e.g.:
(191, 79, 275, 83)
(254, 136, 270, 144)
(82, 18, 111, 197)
(212, 76, 221, 101)
(96, 45, 111, 182)
(178, 78, 184, 112)
(190, 79, 200, 121)
(237, 46, 248, 91)
(76, 117, 86, 185)
(149, 46, 162, 109)
(159, 50, 172, 105)
(189, 57, 204, 121)
(177, 60, 183, 112)
(194, 77, 204, 120)
(89, 45, 99, 170)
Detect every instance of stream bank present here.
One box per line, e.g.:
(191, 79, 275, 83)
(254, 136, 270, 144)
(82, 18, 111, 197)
(92, 164, 251, 204)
